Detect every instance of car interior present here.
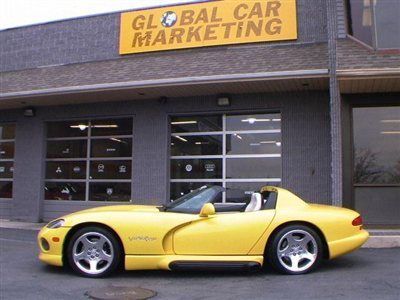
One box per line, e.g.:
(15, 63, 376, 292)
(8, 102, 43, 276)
(165, 185, 277, 214)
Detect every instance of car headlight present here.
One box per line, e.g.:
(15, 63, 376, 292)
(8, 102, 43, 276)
(46, 219, 65, 229)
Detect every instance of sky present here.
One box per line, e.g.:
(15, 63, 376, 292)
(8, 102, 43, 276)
(0, 0, 204, 30)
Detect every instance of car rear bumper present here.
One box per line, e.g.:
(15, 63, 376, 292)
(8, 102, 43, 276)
(328, 229, 369, 259)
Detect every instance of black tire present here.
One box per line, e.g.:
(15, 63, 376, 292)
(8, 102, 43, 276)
(67, 226, 121, 278)
(266, 224, 323, 275)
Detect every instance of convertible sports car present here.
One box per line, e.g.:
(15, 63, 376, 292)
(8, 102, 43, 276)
(38, 186, 369, 277)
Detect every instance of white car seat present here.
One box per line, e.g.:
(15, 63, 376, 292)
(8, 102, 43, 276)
(245, 192, 262, 212)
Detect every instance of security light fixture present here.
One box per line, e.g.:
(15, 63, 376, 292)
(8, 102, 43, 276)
(217, 96, 231, 107)
(23, 107, 35, 117)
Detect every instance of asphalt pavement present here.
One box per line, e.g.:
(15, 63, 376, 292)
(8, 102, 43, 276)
(0, 228, 399, 300)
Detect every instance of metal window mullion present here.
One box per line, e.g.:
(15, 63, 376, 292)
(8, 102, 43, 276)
(0, 159, 14, 162)
(87, 179, 132, 183)
(85, 121, 91, 202)
(225, 129, 281, 135)
(170, 179, 224, 183)
(45, 158, 87, 162)
(44, 179, 86, 183)
(222, 114, 227, 203)
(0, 139, 15, 143)
(226, 154, 281, 158)
(89, 135, 133, 140)
(46, 137, 88, 141)
(170, 155, 223, 160)
(370, 0, 378, 49)
(89, 157, 133, 161)
(224, 178, 282, 183)
(171, 131, 223, 137)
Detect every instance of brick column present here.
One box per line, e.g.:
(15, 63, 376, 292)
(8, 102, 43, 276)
(11, 115, 45, 222)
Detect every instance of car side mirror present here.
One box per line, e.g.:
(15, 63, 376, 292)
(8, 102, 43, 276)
(199, 203, 216, 217)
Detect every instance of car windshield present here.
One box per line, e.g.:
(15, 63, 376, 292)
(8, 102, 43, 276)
(165, 185, 224, 214)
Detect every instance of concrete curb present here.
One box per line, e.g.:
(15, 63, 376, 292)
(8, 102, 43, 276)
(362, 236, 400, 248)
(0, 219, 45, 231)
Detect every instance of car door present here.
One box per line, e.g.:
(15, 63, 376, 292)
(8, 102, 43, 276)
(173, 209, 275, 255)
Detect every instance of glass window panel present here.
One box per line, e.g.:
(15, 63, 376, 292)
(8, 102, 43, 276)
(374, 0, 400, 49)
(89, 183, 131, 202)
(0, 181, 12, 198)
(170, 182, 222, 201)
(171, 135, 222, 156)
(44, 182, 86, 201)
(91, 138, 132, 158)
(0, 162, 14, 179)
(226, 157, 281, 179)
(348, 0, 374, 46)
(226, 182, 273, 203)
(46, 140, 87, 159)
(171, 116, 222, 133)
(353, 107, 400, 184)
(171, 159, 222, 179)
(0, 142, 14, 159)
(46, 161, 86, 179)
(90, 160, 131, 179)
(0, 124, 16, 140)
(226, 113, 281, 131)
(47, 120, 89, 138)
(226, 133, 281, 155)
(355, 187, 400, 225)
(91, 118, 133, 136)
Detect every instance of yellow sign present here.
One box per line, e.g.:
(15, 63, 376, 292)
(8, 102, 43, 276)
(119, 0, 297, 54)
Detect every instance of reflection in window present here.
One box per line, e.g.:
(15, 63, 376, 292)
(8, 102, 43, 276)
(44, 182, 86, 201)
(46, 140, 87, 159)
(171, 116, 222, 133)
(348, 0, 400, 49)
(170, 113, 282, 201)
(171, 135, 222, 156)
(170, 182, 222, 201)
(171, 159, 222, 180)
(89, 183, 131, 202)
(0, 123, 15, 199)
(353, 107, 400, 184)
(45, 118, 133, 201)
(91, 138, 132, 158)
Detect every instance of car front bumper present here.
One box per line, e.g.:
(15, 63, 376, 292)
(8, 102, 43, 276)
(37, 226, 70, 267)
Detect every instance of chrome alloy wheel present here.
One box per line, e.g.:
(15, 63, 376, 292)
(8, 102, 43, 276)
(72, 232, 114, 275)
(277, 229, 318, 272)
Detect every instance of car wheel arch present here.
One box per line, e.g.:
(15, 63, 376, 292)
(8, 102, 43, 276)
(62, 222, 125, 269)
(263, 221, 330, 260)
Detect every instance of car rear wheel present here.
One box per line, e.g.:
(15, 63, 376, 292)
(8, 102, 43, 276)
(267, 224, 323, 275)
(67, 226, 121, 278)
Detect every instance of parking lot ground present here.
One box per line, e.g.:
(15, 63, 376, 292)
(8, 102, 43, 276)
(1, 228, 399, 300)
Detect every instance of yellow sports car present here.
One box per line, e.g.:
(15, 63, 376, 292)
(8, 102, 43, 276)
(38, 186, 369, 277)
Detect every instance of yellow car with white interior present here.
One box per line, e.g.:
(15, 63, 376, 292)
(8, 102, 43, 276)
(38, 186, 369, 277)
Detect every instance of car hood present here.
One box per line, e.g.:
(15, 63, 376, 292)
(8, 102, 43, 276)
(65, 205, 160, 217)
(68, 204, 161, 215)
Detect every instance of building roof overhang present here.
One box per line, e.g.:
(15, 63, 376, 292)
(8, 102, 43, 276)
(0, 69, 329, 109)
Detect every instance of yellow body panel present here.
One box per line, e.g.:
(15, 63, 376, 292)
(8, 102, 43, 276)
(37, 186, 369, 271)
(125, 255, 264, 271)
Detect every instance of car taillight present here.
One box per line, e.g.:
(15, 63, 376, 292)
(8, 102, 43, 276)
(352, 215, 363, 226)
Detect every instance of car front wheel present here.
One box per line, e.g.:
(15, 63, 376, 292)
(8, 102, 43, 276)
(67, 226, 121, 278)
(267, 225, 323, 275)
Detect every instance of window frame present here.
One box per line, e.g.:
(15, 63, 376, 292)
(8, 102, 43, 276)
(169, 112, 282, 202)
(0, 123, 16, 200)
(44, 117, 134, 202)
